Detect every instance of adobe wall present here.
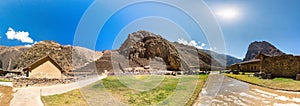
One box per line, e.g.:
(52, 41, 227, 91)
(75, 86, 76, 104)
(29, 60, 62, 79)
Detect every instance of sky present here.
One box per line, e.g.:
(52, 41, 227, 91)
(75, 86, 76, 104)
(0, 0, 300, 59)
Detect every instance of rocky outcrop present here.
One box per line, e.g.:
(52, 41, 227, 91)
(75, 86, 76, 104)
(130, 36, 182, 71)
(119, 30, 222, 71)
(243, 41, 285, 61)
(119, 31, 184, 71)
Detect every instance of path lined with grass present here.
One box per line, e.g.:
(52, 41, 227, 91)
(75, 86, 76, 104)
(226, 73, 300, 91)
(11, 76, 106, 106)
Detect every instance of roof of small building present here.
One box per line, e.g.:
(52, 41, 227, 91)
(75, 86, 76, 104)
(255, 53, 272, 59)
(240, 59, 261, 64)
(23, 55, 64, 72)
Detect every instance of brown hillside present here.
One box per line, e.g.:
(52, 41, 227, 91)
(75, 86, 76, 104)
(13, 41, 102, 72)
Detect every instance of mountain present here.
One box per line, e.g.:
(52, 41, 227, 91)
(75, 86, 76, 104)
(201, 50, 242, 66)
(10, 41, 102, 72)
(243, 41, 285, 61)
(118, 30, 223, 71)
(0, 46, 29, 70)
(172, 42, 223, 70)
(78, 30, 242, 73)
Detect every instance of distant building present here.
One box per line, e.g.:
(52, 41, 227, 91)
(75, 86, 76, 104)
(23, 56, 64, 79)
(229, 53, 300, 79)
(239, 59, 261, 72)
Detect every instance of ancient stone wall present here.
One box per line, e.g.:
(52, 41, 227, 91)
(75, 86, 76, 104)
(13, 78, 77, 88)
(240, 62, 260, 72)
(261, 55, 300, 78)
(229, 64, 240, 71)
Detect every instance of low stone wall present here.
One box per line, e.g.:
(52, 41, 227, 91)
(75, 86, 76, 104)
(13, 78, 77, 88)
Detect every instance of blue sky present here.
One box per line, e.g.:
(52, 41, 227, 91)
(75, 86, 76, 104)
(0, 0, 300, 59)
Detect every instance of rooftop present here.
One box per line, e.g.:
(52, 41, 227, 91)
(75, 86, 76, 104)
(240, 59, 261, 64)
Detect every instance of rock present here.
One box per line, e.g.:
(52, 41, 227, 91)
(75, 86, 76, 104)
(119, 30, 223, 71)
(243, 41, 285, 61)
(119, 31, 184, 71)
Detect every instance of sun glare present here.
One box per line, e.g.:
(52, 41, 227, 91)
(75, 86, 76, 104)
(216, 8, 238, 20)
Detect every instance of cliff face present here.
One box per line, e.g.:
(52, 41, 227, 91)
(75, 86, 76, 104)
(243, 41, 285, 61)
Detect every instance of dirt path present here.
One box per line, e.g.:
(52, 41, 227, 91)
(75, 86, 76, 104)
(0, 86, 14, 106)
(10, 75, 106, 106)
(194, 72, 300, 106)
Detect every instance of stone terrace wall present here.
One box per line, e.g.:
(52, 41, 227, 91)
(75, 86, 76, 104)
(261, 55, 300, 78)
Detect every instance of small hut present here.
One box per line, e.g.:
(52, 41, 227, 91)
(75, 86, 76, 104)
(23, 56, 64, 79)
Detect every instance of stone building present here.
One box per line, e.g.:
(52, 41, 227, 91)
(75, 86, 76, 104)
(228, 63, 240, 71)
(229, 53, 300, 79)
(261, 54, 300, 78)
(23, 56, 64, 79)
(239, 59, 260, 72)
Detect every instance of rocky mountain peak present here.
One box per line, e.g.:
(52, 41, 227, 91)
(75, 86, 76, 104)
(118, 30, 162, 53)
(243, 41, 285, 61)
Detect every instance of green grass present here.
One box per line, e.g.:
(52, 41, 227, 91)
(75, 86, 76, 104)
(42, 75, 208, 106)
(226, 73, 300, 91)
(0, 78, 11, 82)
(42, 89, 88, 106)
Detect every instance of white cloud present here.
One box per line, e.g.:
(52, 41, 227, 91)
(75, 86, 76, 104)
(177, 38, 206, 49)
(208, 47, 217, 51)
(5, 27, 34, 43)
(24, 44, 32, 47)
(177, 38, 189, 45)
(24, 41, 38, 47)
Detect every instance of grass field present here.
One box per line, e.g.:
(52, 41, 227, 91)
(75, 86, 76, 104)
(42, 75, 208, 106)
(226, 73, 300, 91)
(42, 89, 88, 106)
(0, 78, 11, 82)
